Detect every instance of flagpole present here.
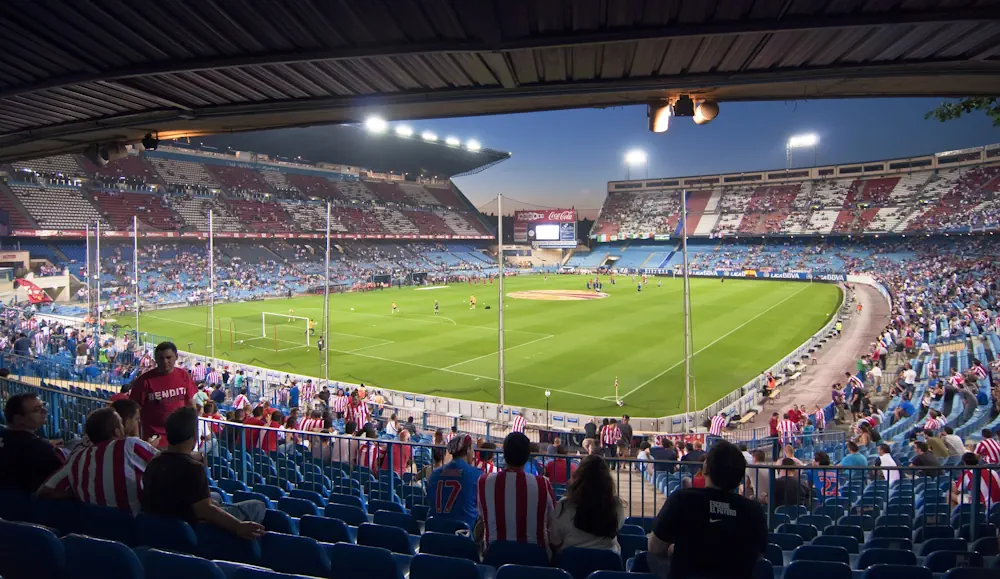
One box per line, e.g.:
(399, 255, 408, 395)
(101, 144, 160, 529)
(85, 223, 92, 321)
(497, 195, 506, 418)
(209, 209, 215, 364)
(95, 219, 102, 350)
(133, 215, 140, 340)
(324, 201, 331, 389)
(681, 189, 693, 430)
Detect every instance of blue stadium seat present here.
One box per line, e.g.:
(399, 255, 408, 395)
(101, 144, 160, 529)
(410, 553, 480, 579)
(918, 538, 968, 557)
(217, 478, 248, 494)
(874, 514, 912, 528)
(777, 505, 810, 520)
(556, 546, 623, 579)
(253, 484, 287, 501)
(261, 509, 297, 535)
(618, 524, 645, 536)
(278, 496, 320, 518)
(768, 532, 804, 551)
(812, 535, 859, 554)
(782, 560, 852, 579)
(30, 497, 85, 535)
(765, 544, 784, 567)
(419, 532, 480, 563)
(799, 515, 834, 531)
(137, 548, 226, 579)
(299, 514, 356, 544)
(374, 510, 421, 535)
(942, 569, 1000, 579)
(233, 491, 274, 510)
(972, 536, 999, 556)
(327, 543, 405, 579)
(627, 552, 649, 573)
(326, 503, 368, 526)
(425, 516, 471, 534)
(0, 487, 31, 522)
(863, 538, 912, 551)
(495, 565, 571, 579)
(483, 541, 551, 568)
(358, 522, 418, 555)
(855, 548, 916, 569)
(289, 489, 327, 508)
(624, 517, 654, 532)
(870, 525, 910, 539)
(411, 504, 430, 522)
(777, 523, 819, 541)
(211, 561, 274, 578)
(924, 551, 984, 573)
(753, 560, 774, 579)
(260, 532, 331, 577)
(79, 503, 138, 546)
(63, 534, 143, 579)
(960, 523, 997, 541)
(838, 515, 874, 531)
(0, 520, 67, 579)
(791, 545, 850, 564)
(860, 564, 932, 579)
(815, 506, 845, 520)
(136, 513, 199, 555)
(195, 522, 262, 564)
(823, 525, 864, 544)
(369, 499, 405, 514)
(913, 525, 955, 542)
(617, 533, 648, 563)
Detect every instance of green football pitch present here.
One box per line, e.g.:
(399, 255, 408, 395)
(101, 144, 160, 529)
(132, 275, 841, 417)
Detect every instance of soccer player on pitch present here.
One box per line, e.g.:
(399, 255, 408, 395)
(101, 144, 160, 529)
(433, 300, 439, 316)
(391, 302, 399, 314)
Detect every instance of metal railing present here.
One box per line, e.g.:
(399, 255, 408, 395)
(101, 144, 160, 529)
(4, 377, 998, 542)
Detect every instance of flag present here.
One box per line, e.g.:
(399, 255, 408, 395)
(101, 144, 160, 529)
(614, 376, 619, 400)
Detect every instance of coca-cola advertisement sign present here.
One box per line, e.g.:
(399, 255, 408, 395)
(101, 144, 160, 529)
(514, 209, 576, 223)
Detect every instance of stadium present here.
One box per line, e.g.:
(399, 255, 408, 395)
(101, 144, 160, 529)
(2, 1, 1000, 579)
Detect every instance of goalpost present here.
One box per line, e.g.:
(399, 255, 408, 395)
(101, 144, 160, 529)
(261, 312, 311, 346)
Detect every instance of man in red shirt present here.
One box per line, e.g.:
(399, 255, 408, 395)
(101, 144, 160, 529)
(242, 406, 268, 450)
(128, 342, 196, 447)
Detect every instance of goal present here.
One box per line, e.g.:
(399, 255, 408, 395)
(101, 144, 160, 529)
(262, 312, 311, 346)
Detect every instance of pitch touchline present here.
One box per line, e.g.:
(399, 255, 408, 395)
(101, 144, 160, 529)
(442, 335, 554, 370)
(620, 285, 812, 399)
(345, 310, 551, 336)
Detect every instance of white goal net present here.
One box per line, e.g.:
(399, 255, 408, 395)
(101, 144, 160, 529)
(262, 312, 311, 346)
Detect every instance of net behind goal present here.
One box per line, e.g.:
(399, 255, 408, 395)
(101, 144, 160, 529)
(262, 312, 311, 346)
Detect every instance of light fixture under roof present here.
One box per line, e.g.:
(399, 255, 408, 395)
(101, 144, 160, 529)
(364, 116, 388, 133)
(394, 125, 413, 137)
(421, 131, 438, 142)
(445, 136, 461, 146)
(466, 139, 481, 152)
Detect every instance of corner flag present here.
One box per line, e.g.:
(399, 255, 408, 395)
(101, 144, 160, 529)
(615, 376, 624, 407)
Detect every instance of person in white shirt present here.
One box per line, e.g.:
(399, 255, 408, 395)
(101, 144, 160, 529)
(871, 365, 883, 391)
(385, 414, 400, 438)
(549, 454, 625, 554)
(903, 364, 917, 388)
(940, 428, 966, 457)
(876, 444, 899, 486)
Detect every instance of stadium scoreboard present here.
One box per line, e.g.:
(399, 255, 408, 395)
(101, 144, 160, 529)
(514, 209, 577, 249)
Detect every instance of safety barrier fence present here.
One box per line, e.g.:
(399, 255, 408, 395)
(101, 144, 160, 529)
(4, 377, 999, 541)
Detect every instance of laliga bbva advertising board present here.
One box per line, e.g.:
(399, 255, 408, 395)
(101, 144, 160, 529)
(513, 209, 577, 249)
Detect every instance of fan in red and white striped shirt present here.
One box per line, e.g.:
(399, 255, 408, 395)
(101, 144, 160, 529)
(847, 374, 865, 392)
(601, 422, 622, 446)
(813, 406, 826, 431)
(975, 430, 1000, 464)
(924, 411, 945, 432)
(972, 360, 989, 381)
(477, 433, 555, 548)
(775, 414, 798, 444)
(300, 411, 326, 433)
(232, 392, 251, 411)
(709, 412, 727, 436)
(332, 393, 349, 416)
(38, 407, 156, 515)
(358, 438, 381, 471)
(347, 396, 371, 428)
(511, 413, 526, 434)
(477, 441, 499, 475)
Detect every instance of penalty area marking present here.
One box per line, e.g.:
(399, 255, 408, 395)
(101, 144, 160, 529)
(616, 284, 812, 400)
(442, 334, 554, 370)
(415, 285, 449, 291)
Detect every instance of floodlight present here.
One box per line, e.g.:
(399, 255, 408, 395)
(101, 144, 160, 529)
(445, 136, 461, 146)
(788, 134, 819, 148)
(624, 150, 648, 166)
(364, 116, 388, 133)
(693, 100, 720, 125)
(421, 131, 438, 142)
(395, 125, 413, 137)
(648, 103, 671, 133)
(545, 390, 551, 398)
(466, 139, 482, 152)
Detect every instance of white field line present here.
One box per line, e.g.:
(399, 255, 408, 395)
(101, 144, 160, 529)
(145, 313, 602, 401)
(347, 340, 396, 353)
(619, 285, 812, 399)
(442, 335, 554, 370)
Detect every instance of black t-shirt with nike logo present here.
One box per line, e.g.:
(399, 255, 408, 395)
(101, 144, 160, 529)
(652, 487, 768, 579)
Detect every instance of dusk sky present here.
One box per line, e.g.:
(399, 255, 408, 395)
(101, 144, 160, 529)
(405, 98, 998, 218)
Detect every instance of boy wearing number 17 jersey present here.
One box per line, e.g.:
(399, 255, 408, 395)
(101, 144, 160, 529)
(426, 434, 482, 530)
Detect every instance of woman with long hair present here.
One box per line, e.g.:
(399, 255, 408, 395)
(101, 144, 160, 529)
(549, 454, 626, 554)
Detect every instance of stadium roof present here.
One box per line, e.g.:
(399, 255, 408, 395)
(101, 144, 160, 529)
(1, 0, 999, 162)
(197, 125, 510, 179)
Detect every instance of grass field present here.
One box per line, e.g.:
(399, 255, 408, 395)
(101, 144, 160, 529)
(132, 275, 841, 417)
